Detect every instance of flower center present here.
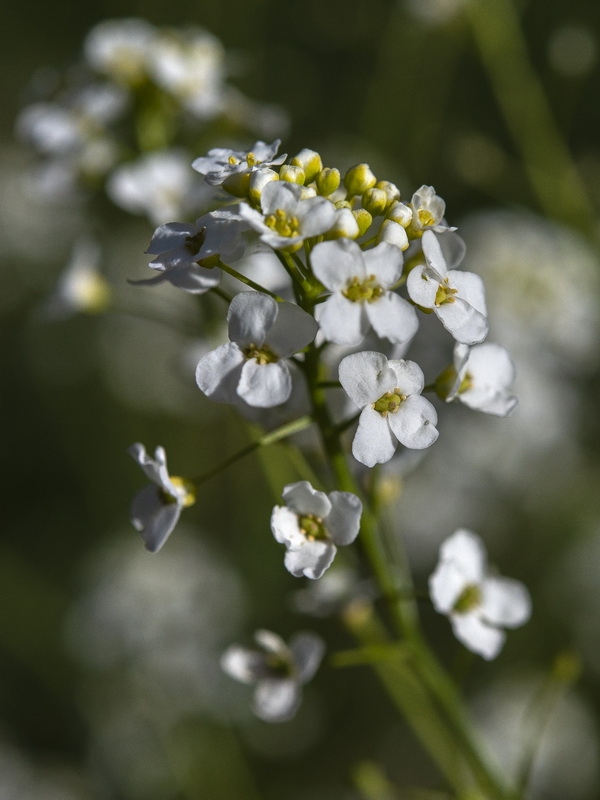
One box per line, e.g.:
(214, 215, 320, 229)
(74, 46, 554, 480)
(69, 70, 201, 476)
(243, 343, 278, 365)
(265, 652, 295, 678)
(228, 151, 257, 167)
(160, 476, 196, 508)
(184, 227, 207, 255)
(457, 370, 474, 394)
(343, 274, 385, 304)
(417, 208, 436, 227)
(373, 389, 406, 417)
(298, 514, 328, 541)
(434, 278, 458, 306)
(265, 208, 300, 238)
(453, 583, 482, 614)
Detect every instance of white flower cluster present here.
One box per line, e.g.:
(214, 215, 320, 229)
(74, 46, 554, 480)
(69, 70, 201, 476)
(125, 138, 529, 718)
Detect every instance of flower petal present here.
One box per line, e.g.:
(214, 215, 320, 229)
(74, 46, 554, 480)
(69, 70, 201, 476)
(387, 395, 439, 449)
(237, 360, 291, 407)
(338, 351, 397, 407)
(289, 633, 325, 683)
(265, 301, 318, 357)
(352, 406, 397, 467)
(228, 291, 278, 347)
(310, 238, 367, 291)
(436, 297, 489, 345)
(297, 196, 336, 237)
(220, 645, 268, 684)
(422, 230, 449, 278)
(406, 265, 439, 308)
(438, 529, 487, 584)
(253, 678, 301, 722)
(195, 342, 245, 403)
(130, 485, 181, 553)
(271, 505, 304, 547)
(481, 577, 531, 629)
(387, 358, 425, 396)
(429, 560, 467, 614)
(315, 293, 367, 346)
(451, 613, 506, 660)
(326, 491, 362, 545)
(281, 481, 331, 518)
(284, 540, 336, 579)
(362, 242, 404, 287)
(448, 270, 487, 316)
(128, 443, 170, 489)
(366, 293, 419, 344)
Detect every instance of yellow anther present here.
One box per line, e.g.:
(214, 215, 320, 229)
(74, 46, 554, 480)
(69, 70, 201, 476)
(453, 583, 482, 614)
(164, 476, 196, 508)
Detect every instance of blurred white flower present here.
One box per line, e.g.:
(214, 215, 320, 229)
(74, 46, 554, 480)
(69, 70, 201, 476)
(42, 237, 111, 318)
(221, 629, 324, 722)
(429, 529, 531, 659)
(84, 18, 156, 84)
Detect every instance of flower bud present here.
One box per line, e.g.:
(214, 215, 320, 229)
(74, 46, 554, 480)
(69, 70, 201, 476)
(291, 149, 323, 183)
(376, 219, 409, 251)
(343, 163, 377, 197)
(376, 180, 401, 206)
(324, 207, 360, 239)
(248, 168, 279, 205)
(353, 208, 373, 237)
(316, 167, 341, 196)
(279, 164, 306, 185)
(222, 170, 252, 198)
(334, 199, 352, 210)
(362, 187, 388, 217)
(300, 185, 317, 199)
(387, 201, 413, 228)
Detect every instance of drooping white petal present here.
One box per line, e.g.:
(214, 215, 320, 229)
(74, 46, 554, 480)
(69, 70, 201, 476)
(422, 230, 449, 278)
(352, 406, 397, 467)
(387, 359, 426, 397)
(130, 485, 181, 553)
(325, 492, 362, 545)
(311, 238, 367, 291)
(227, 292, 278, 348)
(237, 360, 291, 407)
(481, 576, 532, 629)
(406, 266, 439, 308)
(438, 529, 487, 584)
(362, 242, 404, 288)
(315, 293, 367, 346)
(128, 443, 171, 489)
(436, 231, 466, 270)
(281, 481, 332, 519)
(271, 505, 305, 548)
(451, 613, 506, 660)
(265, 301, 318, 357)
(284, 539, 337, 579)
(366, 293, 419, 344)
(387, 395, 439, 449)
(195, 342, 245, 402)
(436, 296, 489, 345)
(220, 645, 268, 684)
(338, 351, 397, 407)
(289, 633, 325, 683)
(136, 264, 221, 293)
(253, 677, 301, 722)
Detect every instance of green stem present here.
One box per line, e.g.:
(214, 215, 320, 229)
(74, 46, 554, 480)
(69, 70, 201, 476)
(217, 260, 283, 300)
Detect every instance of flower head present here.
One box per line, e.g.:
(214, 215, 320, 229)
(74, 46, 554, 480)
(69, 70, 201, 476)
(407, 230, 488, 344)
(406, 185, 454, 237)
(271, 481, 362, 579)
(195, 292, 318, 408)
(445, 342, 518, 416)
(339, 351, 439, 467)
(429, 529, 531, 659)
(128, 443, 196, 553)
(239, 180, 336, 252)
(311, 239, 418, 346)
(192, 139, 286, 187)
(221, 629, 324, 722)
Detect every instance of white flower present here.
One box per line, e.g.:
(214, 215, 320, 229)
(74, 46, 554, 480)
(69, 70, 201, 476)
(447, 342, 518, 417)
(406, 184, 454, 236)
(192, 139, 286, 186)
(339, 351, 439, 467)
(429, 529, 531, 660)
(407, 230, 488, 344)
(84, 18, 156, 83)
(195, 292, 318, 407)
(136, 208, 248, 293)
(310, 239, 418, 346)
(239, 181, 336, 251)
(128, 443, 196, 553)
(271, 481, 362, 579)
(221, 629, 324, 722)
(43, 237, 111, 318)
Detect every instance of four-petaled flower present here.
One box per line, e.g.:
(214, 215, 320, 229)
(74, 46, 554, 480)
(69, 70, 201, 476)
(429, 529, 531, 660)
(310, 239, 419, 346)
(446, 342, 518, 417)
(195, 292, 318, 408)
(239, 180, 336, 252)
(406, 184, 454, 237)
(192, 139, 286, 186)
(271, 481, 362, 579)
(407, 230, 488, 344)
(128, 443, 196, 553)
(221, 629, 325, 722)
(339, 351, 439, 467)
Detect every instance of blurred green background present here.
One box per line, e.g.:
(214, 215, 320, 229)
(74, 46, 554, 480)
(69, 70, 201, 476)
(2, 0, 600, 798)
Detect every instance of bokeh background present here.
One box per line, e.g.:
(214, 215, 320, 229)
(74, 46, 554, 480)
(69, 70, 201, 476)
(2, 0, 600, 797)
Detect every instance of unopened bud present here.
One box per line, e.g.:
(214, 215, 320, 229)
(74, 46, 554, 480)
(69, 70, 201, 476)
(300, 185, 317, 199)
(291, 149, 323, 183)
(376, 219, 409, 251)
(353, 208, 373, 237)
(222, 170, 252, 198)
(316, 167, 341, 196)
(362, 187, 388, 216)
(279, 164, 306, 185)
(387, 201, 413, 228)
(325, 207, 360, 239)
(248, 168, 279, 205)
(344, 163, 377, 197)
(376, 180, 401, 206)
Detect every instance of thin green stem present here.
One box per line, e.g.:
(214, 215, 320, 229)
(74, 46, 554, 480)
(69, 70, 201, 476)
(217, 259, 283, 300)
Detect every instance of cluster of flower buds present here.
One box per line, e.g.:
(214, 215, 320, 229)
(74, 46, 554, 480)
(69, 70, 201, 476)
(127, 138, 528, 718)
